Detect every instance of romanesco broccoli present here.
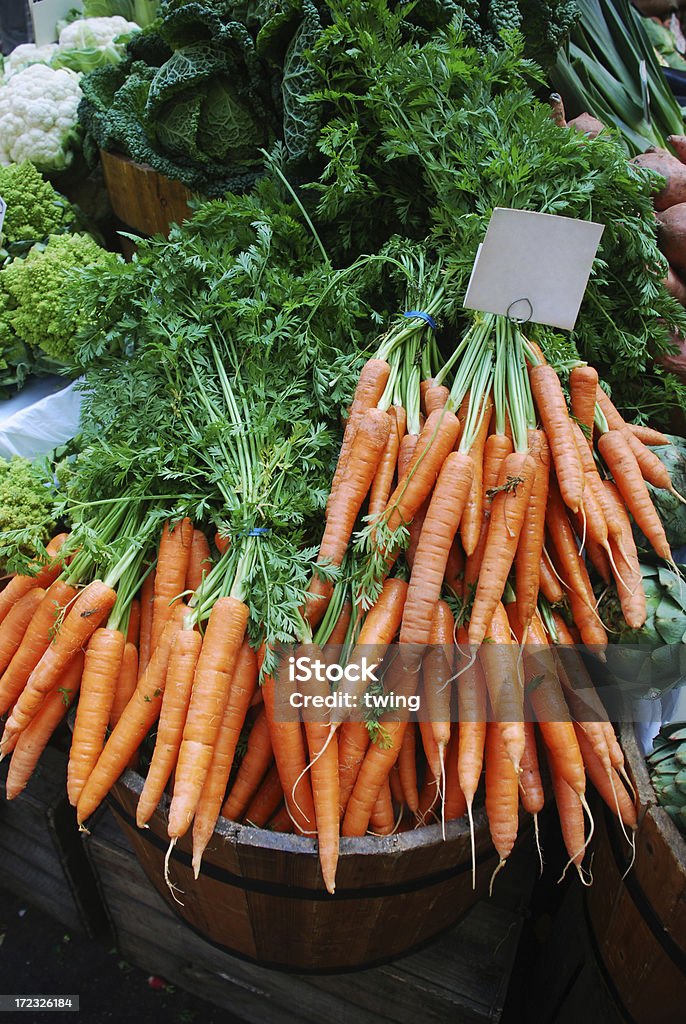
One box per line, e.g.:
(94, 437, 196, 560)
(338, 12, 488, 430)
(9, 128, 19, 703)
(0, 162, 74, 248)
(0, 233, 120, 367)
(0, 456, 57, 570)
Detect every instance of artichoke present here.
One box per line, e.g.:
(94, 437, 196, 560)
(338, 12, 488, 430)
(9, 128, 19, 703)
(647, 725, 686, 835)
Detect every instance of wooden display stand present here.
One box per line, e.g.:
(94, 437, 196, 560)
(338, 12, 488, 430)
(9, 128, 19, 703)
(99, 150, 194, 241)
(83, 806, 536, 1022)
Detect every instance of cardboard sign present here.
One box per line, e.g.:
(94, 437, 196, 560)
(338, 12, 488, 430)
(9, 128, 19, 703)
(463, 207, 605, 331)
(29, 0, 83, 45)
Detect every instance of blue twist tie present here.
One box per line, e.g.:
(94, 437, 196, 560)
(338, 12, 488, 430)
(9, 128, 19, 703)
(248, 527, 271, 536)
(403, 309, 437, 330)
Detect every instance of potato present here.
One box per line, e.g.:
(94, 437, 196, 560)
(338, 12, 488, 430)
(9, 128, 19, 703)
(664, 266, 686, 306)
(668, 135, 686, 165)
(567, 112, 605, 139)
(657, 203, 686, 275)
(631, 150, 686, 210)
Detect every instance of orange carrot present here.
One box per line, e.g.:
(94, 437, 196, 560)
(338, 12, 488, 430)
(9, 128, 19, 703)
(574, 724, 636, 828)
(67, 628, 126, 806)
(5, 653, 84, 800)
(2, 580, 117, 746)
(398, 722, 419, 813)
(269, 804, 294, 833)
(423, 600, 454, 755)
(570, 365, 598, 443)
(549, 762, 586, 869)
(76, 604, 187, 824)
(222, 709, 272, 821)
(479, 604, 525, 774)
(628, 424, 669, 446)
(214, 531, 230, 555)
(530, 364, 584, 513)
(368, 405, 406, 525)
(456, 626, 487, 814)
(603, 481, 646, 628)
(244, 764, 282, 827)
(460, 395, 496, 556)
(0, 580, 77, 717)
(126, 599, 141, 646)
(338, 721, 373, 817)
(136, 628, 202, 827)
(0, 533, 68, 625)
(150, 518, 194, 651)
(262, 662, 316, 836)
(515, 429, 550, 630)
(370, 779, 396, 834)
(572, 423, 623, 543)
(326, 358, 391, 518)
(595, 386, 625, 431)
(443, 732, 467, 821)
(138, 569, 154, 678)
(400, 453, 473, 646)
(185, 529, 212, 593)
(109, 642, 139, 729)
(168, 596, 249, 840)
(191, 637, 258, 873)
(485, 722, 519, 871)
(444, 536, 465, 598)
(519, 721, 544, 815)
(539, 549, 564, 604)
(418, 719, 441, 787)
(598, 430, 671, 561)
(620, 426, 676, 493)
(0, 587, 45, 675)
(301, 646, 340, 893)
(306, 407, 392, 627)
(468, 451, 536, 646)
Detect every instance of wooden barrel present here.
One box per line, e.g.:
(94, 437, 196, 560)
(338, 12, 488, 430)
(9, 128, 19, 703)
(584, 723, 686, 1024)
(99, 150, 193, 239)
(108, 770, 502, 972)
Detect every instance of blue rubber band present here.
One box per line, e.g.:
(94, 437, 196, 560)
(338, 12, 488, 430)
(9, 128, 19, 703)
(248, 527, 271, 536)
(403, 309, 437, 330)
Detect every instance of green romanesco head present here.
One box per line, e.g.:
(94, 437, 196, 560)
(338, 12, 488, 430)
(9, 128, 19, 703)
(0, 456, 57, 567)
(0, 162, 73, 248)
(0, 233, 119, 366)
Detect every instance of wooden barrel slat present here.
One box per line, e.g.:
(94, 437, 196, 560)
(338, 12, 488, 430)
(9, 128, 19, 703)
(100, 150, 193, 238)
(108, 770, 503, 970)
(584, 723, 686, 1024)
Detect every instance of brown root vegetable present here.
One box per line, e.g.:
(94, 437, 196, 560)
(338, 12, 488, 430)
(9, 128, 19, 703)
(567, 112, 605, 139)
(657, 203, 686, 274)
(668, 135, 686, 164)
(659, 331, 686, 382)
(548, 92, 566, 127)
(664, 266, 686, 305)
(631, 150, 686, 210)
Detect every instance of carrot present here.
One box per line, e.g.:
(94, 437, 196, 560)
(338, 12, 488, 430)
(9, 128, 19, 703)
(367, 405, 406, 526)
(262, 653, 316, 836)
(628, 424, 669, 446)
(326, 599, 352, 647)
(191, 637, 258, 874)
(126, 599, 141, 646)
(222, 709, 272, 821)
(572, 423, 624, 542)
(595, 385, 625, 432)
(76, 604, 187, 824)
(338, 721, 373, 816)
(485, 722, 519, 875)
(539, 550, 564, 604)
(444, 537, 465, 598)
(418, 719, 441, 787)
(109, 642, 139, 729)
(443, 732, 467, 821)
(136, 628, 202, 827)
(460, 395, 495, 556)
(549, 762, 586, 870)
(389, 762, 403, 807)
(597, 430, 671, 561)
(2, 580, 117, 747)
(519, 721, 544, 815)
(244, 764, 283, 827)
(620, 426, 678, 494)
(269, 804, 294, 833)
(398, 722, 419, 813)
(0, 580, 78, 717)
(383, 408, 461, 534)
(468, 451, 536, 646)
(150, 518, 194, 652)
(583, 536, 611, 584)
(569, 365, 598, 443)
(530, 364, 584, 513)
(214, 531, 230, 556)
(515, 430, 550, 630)
(406, 496, 430, 570)
(307, 407, 392, 627)
(397, 432, 418, 479)
(168, 596, 249, 840)
(479, 603, 525, 774)
(5, 653, 84, 800)
(463, 427, 512, 589)
(574, 724, 636, 828)
(423, 600, 454, 756)
(370, 779, 395, 834)
(185, 529, 212, 593)
(326, 358, 391, 518)
(456, 626, 487, 813)
(138, 569, 155, 678)
(0, 588, 45, 675)
(400, 453, 473, 646)
(0, 533, 68, 626)
(67, 628, 126, 806)
(603, 481, 646, 628)
(301, 656, 341, 893)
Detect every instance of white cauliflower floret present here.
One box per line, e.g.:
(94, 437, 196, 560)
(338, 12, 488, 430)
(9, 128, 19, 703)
(58, 16, 140, 52)
(0, 65, 82, 172)
(2, 43, 59, 81)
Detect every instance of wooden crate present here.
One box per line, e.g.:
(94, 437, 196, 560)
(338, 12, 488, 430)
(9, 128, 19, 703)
(84, 807, 535, 1023)
(0, 745, 107, 937)
(100, 150, 193, 239)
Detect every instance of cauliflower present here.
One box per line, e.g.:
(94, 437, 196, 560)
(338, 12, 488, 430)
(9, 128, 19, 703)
(0, 233, 120, 365)
(1, 43, 59, 81)
(0, 456, 58, 572)
(0, 65, 83, 172)
(59, 16, 139, 51)
(0, 162, 73, 247)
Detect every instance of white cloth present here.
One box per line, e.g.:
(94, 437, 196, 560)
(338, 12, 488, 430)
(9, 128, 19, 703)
(0, 376, 82, 458)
